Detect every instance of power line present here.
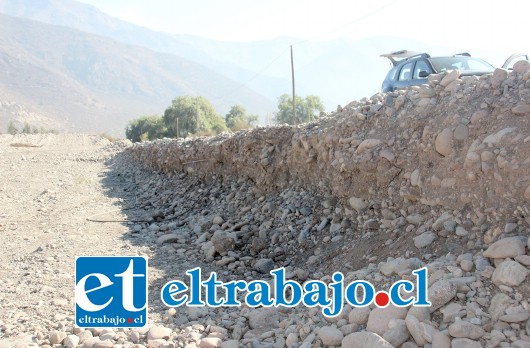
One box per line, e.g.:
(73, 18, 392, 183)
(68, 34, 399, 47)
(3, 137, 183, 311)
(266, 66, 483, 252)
(212, 0, 400, 104)
(212, 46, 290, 102)
(292, 0, 400, 46)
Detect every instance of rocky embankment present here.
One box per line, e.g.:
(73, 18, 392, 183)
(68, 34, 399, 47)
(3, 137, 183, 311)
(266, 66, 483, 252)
(115, 62, 530, 347)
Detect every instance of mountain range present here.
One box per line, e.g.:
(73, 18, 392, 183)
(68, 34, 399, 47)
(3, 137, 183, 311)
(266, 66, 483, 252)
(0, 10, 273, 134)
(0, 0, 448, 135)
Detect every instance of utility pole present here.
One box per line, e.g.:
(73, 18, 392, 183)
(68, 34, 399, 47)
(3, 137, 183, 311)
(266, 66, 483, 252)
(176, 117, 179, 138)
(290, 45, 296, 126)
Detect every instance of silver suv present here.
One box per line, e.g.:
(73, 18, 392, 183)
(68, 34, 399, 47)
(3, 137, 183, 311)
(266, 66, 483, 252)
(380, 50, 495, 92)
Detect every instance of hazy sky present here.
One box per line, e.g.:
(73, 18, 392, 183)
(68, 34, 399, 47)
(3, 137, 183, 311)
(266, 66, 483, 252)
(77, 0, 529, 66)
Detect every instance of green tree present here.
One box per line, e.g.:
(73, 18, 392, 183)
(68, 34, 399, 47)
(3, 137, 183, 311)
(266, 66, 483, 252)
(225, 105, 259, 131)
(246, 114, 259, 127)
(274, 94, 325, 125)
(22, 122, 32, 134)
(125, 115, 167, 142)
(207, 115, 229, 135)
(163, 96, 226, 137)
(7, 121, 18, 135)
(225, 105, 246, 130)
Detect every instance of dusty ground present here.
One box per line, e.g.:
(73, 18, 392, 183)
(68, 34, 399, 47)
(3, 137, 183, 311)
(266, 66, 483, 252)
(0, 134, 241, 348)
(0, 134, 149, 344)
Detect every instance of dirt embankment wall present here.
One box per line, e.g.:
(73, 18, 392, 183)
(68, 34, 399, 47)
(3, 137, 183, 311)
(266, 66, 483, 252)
(126, 65, 530, 227)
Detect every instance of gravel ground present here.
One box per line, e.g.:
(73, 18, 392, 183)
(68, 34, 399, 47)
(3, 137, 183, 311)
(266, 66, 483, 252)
(1, 130, 529, 348)
(0, 134, 153, 345)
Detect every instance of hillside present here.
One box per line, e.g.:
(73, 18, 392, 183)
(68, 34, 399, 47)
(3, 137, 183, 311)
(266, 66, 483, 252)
(0, 0, 288, 109)
(0, 13, 274, 134)
(0, 93, 60, 132)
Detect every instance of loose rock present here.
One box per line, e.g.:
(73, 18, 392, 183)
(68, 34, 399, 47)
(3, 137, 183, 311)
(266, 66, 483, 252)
(342, 331, 393, 348)
(318, 326, 344, 346)
(483, 237, 526, 258)
(429, 280, 457, 312)
(491, 260, 528, 287)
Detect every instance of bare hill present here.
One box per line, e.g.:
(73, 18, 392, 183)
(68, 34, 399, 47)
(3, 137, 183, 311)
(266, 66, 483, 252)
(0, 13, 274, 134)
(0, 93, 60, 132)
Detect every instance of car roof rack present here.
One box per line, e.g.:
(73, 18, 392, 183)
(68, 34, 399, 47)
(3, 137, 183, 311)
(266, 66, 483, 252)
(453, 52, 471, 57)
(380, 50, 430, 66)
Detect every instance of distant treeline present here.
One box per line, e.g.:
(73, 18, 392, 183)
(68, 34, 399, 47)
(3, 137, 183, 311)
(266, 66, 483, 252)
(126, 94, 324, 142)
(6, 121, 58, 135)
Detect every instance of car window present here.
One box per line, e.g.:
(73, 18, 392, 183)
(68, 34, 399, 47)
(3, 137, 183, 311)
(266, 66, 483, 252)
(430, 57, 494, 72)
(466, 59, 491, 70)
(413, 60, 431, 79)
(398, 62, 413, 81)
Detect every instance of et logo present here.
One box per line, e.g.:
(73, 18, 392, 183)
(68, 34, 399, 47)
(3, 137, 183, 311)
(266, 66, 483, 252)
(75, 256, 148, 328)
